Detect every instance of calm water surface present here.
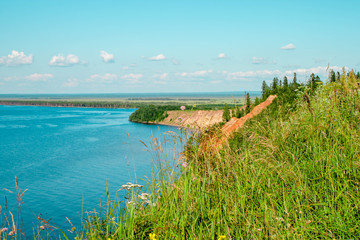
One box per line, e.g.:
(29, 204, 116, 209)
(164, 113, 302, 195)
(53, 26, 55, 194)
(0, 105, 181, 236)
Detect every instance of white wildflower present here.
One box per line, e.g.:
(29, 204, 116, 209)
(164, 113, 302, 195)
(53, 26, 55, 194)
(121, 182, 143, 190)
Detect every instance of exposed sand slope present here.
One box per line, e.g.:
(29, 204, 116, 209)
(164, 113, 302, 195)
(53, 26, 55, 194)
(198, 95, 277, 154)
(159, 110, 224, 129)
(221, 95, 277, 137)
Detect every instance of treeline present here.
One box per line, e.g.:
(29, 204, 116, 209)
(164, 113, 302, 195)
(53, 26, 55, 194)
(222, 70, 345, 122)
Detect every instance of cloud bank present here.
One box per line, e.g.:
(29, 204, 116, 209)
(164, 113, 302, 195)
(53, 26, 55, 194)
(0, 51, 33, 66)
(49, 54, 80, 66)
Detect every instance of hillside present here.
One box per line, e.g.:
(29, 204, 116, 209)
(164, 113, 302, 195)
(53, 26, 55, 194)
(80, 70, 360, 240)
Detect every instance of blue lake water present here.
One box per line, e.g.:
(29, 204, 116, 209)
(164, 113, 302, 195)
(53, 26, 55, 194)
(0, 105, 182, 237)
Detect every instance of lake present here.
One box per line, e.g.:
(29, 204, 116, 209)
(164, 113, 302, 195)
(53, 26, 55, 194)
(0, 105, 182, 237)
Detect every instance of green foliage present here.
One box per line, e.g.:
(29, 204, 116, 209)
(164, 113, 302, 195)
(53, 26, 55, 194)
(129, 105, 171, 123)
(245, 93, 251, 114)
(253, 96, 261, 106)
(235, 107, 245, 118)
(222, 103, 231, 122)
(261, 80, 270, 100)
(329, 69, 336, 83)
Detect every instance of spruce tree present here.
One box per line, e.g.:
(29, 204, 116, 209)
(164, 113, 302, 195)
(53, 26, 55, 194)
(254, 97, 261, 106)
(261, 81, 269, 100)
(283, 76, 288, 88)
(222, 104, 230, 122)
(292, 72, 298, 89)
(329, 69, 336, 83)
(245, 93, 251, 114)
(271, 77, 279, 92)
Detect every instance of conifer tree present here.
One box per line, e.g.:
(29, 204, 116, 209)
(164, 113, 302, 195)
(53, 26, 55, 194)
(271, 77, 279, 92)
(292, 72, 298, 89)
(336, 71, 341, 82)
(254, 97, 261, 106)
(245, 93, 251, 114)
(261, 81, 270, 100)
(222, 103, 230, 122)
(329, 69, 336, 83)
(283, 76, 288, 88)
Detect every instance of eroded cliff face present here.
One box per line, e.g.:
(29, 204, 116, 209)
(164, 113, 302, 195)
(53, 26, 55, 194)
(158, 110, 224, 129)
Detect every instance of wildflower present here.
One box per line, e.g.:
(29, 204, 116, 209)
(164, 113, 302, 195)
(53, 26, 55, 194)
(180, 106, 186, 111)
(149, 233, 157, 240)
(40, 226, 45, 230)
(8, 230, 15, 236)
(0, 228, 8, 233)
(121, 182, 143, 190)
(218, 235, 226, 240)
(71, 227, 76, 232)
(182, 161, 188, 168)
(126, 201, 135, 208)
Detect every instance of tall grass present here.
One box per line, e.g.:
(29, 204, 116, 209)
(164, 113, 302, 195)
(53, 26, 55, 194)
(80, 71, 360, 239)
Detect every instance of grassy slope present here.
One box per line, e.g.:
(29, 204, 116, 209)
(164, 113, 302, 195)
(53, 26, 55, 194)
(81, 73, 360, 239)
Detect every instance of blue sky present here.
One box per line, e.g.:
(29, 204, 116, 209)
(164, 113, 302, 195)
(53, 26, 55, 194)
(0, 0, 359, 93)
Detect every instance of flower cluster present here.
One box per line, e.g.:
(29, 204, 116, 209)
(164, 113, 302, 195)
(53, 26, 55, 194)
(121, 182, 143, 190)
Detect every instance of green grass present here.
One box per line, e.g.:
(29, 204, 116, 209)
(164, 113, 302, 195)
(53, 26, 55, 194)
(79, 70, 360, 239)
(2, 71, 359, 239)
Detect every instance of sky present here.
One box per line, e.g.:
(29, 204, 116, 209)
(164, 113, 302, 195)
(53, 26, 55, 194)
(0, 0, 359, 94)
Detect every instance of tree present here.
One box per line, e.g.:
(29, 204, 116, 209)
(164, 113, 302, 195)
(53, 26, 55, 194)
(245, 93, 251, 114)
(291, 72, 298, 89)
(329, 69, 336, 83)
(336, 71, 341, 82)
(271, 77, 279, 92)
(283, 76, 288, 88)
(254, 97, 261, 106)
(222, 104, 231, 122)
(356, 72, 360, 80)
(261, 81, 270, 100)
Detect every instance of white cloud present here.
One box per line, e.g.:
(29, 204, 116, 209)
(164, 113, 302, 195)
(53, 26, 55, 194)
(281, 43, 296, 50)
(224, 65, 345, 81)
(49, 54, 80, 66)
(121, 73, 143, 83)
(284, 66, 345, 76)
(63, 78, 79, 87)
(24, 73, 54, 82)
(100, 50, 115, 63)
(178, 69, 213, 77)
(226, 70, 282, 79)
(153, 73, 168, 80)
(87, 73, 118, 83)
(0, 51, 33, 66)
(217, 53, 226, 59)
(252, 57, 266, 64)
(149, 54, 166, 61)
